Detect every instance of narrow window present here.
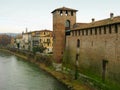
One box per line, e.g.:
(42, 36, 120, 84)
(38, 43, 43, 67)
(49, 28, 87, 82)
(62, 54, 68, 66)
(65, 20, 70, 30)
(76, 54, 79, 60)
(115, 24, 118, 33)
(60, 10, 63, 16)
(90, 28, 92, 35)
(77, 39, 80, 48)
(104, 26, 106, 34)
(95, 28, 97, 35)
(109, 25, 112, 34)
(71, 11, 73, 16)
(65, 10, 68, 16)
(82, 30, 84, 35)
(86, 29, 88, 35)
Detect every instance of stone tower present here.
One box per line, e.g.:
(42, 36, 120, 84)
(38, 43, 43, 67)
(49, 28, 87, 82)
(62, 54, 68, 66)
(51, 7, 77, 63)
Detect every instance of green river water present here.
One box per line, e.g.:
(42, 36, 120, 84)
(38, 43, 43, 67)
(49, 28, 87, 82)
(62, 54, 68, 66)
(0, 51, 69, 90)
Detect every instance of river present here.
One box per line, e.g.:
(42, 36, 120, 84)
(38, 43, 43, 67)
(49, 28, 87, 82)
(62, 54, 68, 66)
(0, 51, 69, 90)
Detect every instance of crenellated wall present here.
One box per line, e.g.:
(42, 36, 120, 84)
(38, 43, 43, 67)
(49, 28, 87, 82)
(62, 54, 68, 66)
(65, 23, 120, 82)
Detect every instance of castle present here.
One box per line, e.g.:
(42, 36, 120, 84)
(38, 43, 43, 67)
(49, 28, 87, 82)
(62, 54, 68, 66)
(52, 7, 120, 82)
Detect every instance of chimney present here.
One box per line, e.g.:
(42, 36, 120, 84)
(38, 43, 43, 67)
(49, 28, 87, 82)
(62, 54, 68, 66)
(92, 18, 95, 22)
(110, 13, 114, 19)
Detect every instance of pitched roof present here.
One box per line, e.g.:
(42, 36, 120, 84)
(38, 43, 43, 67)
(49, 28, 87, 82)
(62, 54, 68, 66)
(72, 16, 120, 30)
(52, 7, 78, 13)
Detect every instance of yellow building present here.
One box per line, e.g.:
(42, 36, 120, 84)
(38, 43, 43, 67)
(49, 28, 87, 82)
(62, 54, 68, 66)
(39, 30, 53, 53)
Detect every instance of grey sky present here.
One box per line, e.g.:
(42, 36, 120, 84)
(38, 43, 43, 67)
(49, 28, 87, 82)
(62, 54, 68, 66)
(0, 0, 120, 33)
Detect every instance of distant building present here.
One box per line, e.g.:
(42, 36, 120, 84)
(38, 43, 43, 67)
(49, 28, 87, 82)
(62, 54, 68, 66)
(22, 32, 29, 50)
(14, 34, 23, 49)
(21, 30, 53, 53)
(31, 31, 40, 47)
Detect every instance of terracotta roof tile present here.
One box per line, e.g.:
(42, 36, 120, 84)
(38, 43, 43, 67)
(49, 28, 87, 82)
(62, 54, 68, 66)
(72, 16, 120, 30)
(52, 7, 78, 13)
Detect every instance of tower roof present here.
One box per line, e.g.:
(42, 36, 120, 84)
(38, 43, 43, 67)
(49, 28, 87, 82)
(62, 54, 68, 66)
(51, 7, 78, 13)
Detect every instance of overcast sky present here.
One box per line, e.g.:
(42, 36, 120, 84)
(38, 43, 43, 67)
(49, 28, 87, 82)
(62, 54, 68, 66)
(0, 0, 120, 33)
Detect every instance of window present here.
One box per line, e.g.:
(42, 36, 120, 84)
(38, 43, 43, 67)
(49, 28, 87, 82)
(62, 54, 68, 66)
(65, 10, 68, 16)
(82, 30, 84, 35)
(77, 39, 80, 48)
(104, 26, 106, 34)
(47, 39, 50, 42)
(60, 10, 63, 16)
(71, 11, 73, 16)
(47, 43, 49, 46)
(86, 30, 88, 35)
(115, 24, 118, 33)
(76, 54, 79, 60)
(65, 20, 70, 30)
(90, 28, 92, 35)
(109, 25, 112, 33)
(95, 28, 97, 35)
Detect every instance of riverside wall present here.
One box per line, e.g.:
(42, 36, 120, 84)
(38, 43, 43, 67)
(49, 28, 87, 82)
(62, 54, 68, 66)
(64, 24, 120, 85)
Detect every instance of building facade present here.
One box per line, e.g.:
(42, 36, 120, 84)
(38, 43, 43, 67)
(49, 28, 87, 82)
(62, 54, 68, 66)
(14, 34, 23, 49)
(39, 30, 53, 53)
(22, 32, 29, 50)
(19, 30, 53, 53)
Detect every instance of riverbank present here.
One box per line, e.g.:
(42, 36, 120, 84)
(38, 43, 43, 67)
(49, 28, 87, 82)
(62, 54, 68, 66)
(0, 49, 95, 90)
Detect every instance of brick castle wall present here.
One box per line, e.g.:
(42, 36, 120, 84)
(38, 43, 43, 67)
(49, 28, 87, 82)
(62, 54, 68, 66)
(65, 23, 120, 82)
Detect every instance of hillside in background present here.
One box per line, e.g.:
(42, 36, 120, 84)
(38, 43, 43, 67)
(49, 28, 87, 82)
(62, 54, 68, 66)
(0, 33, 20, 37)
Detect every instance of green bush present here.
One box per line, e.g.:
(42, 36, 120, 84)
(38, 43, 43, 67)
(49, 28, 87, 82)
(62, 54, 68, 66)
(35, 54, 53, 66)
(32, 46, 46, 54)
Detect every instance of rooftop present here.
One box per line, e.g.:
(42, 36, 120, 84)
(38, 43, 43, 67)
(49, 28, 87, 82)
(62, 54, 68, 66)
(72, 16, 120, 30)
(51, 7, 78, 13)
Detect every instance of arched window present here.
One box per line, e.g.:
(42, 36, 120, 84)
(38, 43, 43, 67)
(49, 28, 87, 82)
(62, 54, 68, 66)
(77, 39, 80, 48)
(65, 20, 70, 30)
